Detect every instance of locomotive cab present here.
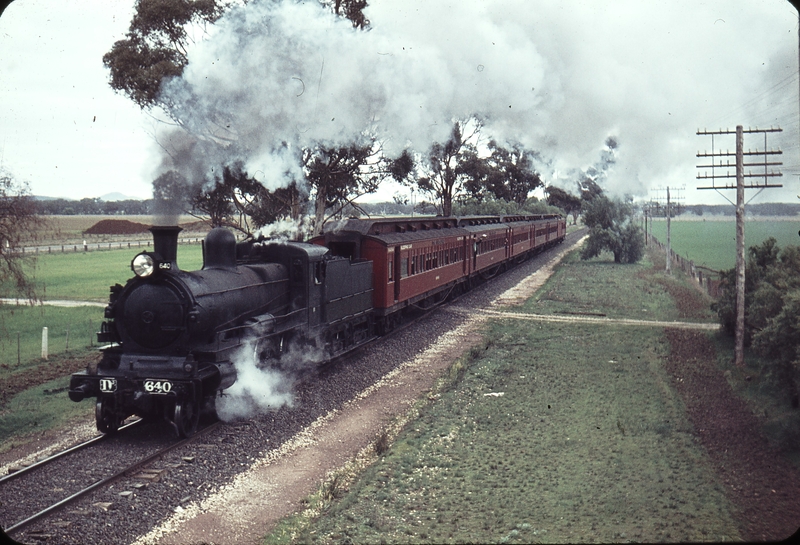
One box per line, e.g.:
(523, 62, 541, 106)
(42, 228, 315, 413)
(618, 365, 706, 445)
(246, 240, 373, 344)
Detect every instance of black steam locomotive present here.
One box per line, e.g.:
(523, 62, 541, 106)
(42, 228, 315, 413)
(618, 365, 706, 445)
(69, 214, 565, 437)
(68, 226, 373, 437)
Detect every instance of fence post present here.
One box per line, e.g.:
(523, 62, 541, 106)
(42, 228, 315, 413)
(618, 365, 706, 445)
(42, 327, 48, 360)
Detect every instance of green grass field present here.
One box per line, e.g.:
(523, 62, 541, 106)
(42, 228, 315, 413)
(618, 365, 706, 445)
(0, 244, 204, 371)
(648, 218, 800, 271)
(2, 244, 204, 302)
(0, 305, 100, 370)
(266, 250, 746, 544)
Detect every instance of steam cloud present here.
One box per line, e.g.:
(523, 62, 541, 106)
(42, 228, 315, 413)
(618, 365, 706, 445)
(155, 0, 554, 196)
(153, 0, 796, 208)
(215, 338, 324, 421)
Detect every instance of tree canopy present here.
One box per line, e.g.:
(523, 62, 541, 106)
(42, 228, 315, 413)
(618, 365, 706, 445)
(0, 171, 43, 302)
(413, 119, 483, 217)
(463, 141, 544, 206)
(580, 196, 644, 264)
(545, 186, 582, 224)
(103, 0, 225, 112)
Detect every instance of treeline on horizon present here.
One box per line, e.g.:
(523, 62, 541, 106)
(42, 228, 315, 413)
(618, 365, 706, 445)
(32, 196, 800, 218)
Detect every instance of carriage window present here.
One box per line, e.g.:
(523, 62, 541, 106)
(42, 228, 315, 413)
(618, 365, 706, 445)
(401, 257, 408, 278)
(388, 259, 394, 282)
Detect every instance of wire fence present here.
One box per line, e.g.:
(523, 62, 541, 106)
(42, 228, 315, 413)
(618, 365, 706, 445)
(647, 234, 724, 298)
(14, 237, 204, 255)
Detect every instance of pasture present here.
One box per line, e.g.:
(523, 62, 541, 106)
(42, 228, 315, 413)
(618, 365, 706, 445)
(29, 214, 205, 245)
(647, 217, 800, 271)
(0, 244, 204, 373)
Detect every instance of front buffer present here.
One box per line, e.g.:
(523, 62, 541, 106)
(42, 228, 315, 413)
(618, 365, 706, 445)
(68, 353, 223, 437)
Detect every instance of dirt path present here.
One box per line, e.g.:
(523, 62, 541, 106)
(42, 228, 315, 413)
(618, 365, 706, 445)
(0, 298, 105, 307)
(132, 240, 584, 545)
(477, 308, 720, 330)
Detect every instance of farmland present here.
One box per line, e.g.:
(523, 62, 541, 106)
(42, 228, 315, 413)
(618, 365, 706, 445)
(0, 235, 204, 393)
(26, 214, 209, 245)
(647, 217, 800, 271)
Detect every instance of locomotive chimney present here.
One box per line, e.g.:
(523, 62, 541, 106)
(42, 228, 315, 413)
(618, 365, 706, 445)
(150, 226, 182, 269)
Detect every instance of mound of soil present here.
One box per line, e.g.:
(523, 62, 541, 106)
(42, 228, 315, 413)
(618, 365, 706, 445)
(84, 219, 151, 235)
(179, 220, 212, 233)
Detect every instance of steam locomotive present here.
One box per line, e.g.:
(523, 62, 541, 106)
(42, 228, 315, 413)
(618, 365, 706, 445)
(68, 214, 565, 436)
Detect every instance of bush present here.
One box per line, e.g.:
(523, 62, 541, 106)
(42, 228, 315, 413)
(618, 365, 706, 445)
(714, 238, 800, 407)
(579, 196, 643, 263)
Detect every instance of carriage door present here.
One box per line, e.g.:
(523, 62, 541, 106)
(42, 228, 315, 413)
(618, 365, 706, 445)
(394, 246, 402, 302)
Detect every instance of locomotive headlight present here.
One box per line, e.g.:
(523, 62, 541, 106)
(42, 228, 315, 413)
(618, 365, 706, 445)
(132, 253, 156, 277)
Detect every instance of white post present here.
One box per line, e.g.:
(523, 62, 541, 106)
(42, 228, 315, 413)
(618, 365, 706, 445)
(42, 327, 49, 360)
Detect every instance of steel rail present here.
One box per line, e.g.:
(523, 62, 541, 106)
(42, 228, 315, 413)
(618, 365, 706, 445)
(0, 419, 142, 485)
(5, 420, 221, 537)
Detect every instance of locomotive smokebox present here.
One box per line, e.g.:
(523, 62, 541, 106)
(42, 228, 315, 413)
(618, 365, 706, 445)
(150, 225, 182, 269)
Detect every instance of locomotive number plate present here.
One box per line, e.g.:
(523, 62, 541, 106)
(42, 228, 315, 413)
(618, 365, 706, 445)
(99, 378, 117, 393)
(143, 379, 174, 395)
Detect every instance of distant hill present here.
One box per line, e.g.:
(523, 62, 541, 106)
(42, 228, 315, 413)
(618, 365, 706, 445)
(99, 192, 141, 202)
(34, 193, 145, 202)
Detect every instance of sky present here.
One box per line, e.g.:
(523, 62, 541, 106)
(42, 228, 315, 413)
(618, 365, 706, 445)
(0, 0, 799, 206)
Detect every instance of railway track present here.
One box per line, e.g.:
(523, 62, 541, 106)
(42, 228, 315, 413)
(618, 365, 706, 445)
(1, 419, 220, 540)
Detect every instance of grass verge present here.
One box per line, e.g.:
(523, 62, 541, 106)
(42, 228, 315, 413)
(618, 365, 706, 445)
(0, 305, 102, 372)
(0, 375, 93, 454)
(263, 249, 745, 544)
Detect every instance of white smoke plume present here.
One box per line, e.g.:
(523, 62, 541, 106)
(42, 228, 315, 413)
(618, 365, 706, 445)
(253, 216, 315, 242)
(154, 0, 553, 193)
(152, 0, 798, 205)
(215, 337, 325, 421)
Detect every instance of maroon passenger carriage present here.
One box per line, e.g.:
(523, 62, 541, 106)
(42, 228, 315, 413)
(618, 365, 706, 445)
(311, 214, 565, 333)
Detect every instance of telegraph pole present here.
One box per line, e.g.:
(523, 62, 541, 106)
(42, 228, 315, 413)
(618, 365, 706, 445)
(696, 126, 783, 367)
(650, 186, 684, 274)
(667, 187, 672, 275)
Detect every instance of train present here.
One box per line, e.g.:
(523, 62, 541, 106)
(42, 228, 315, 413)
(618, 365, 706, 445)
(68, 214, 566, 437)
